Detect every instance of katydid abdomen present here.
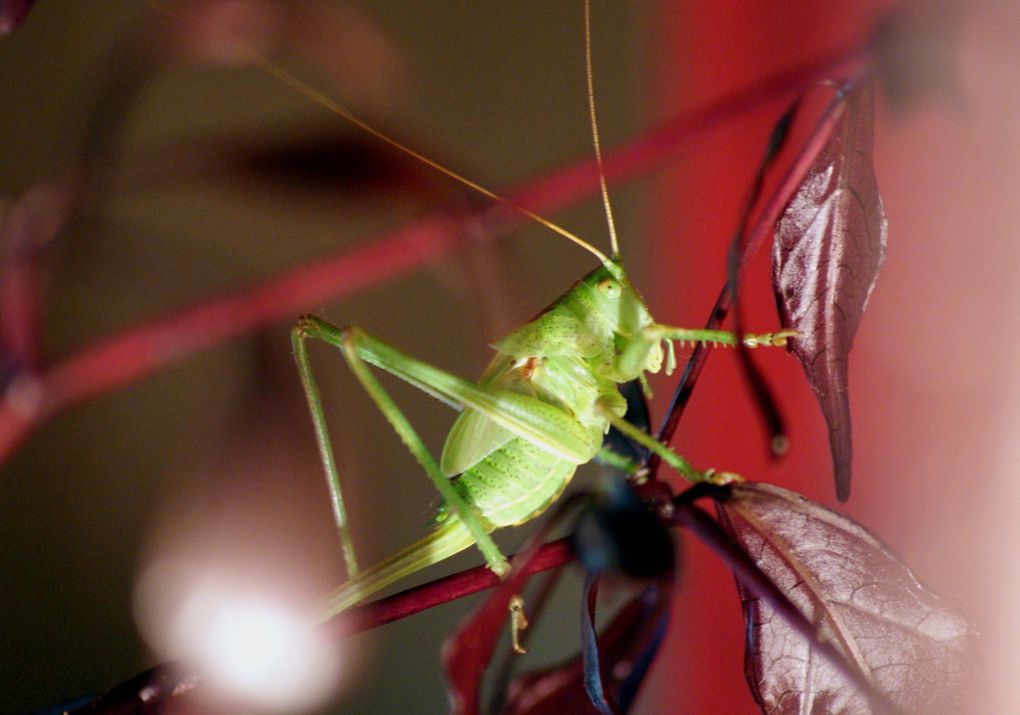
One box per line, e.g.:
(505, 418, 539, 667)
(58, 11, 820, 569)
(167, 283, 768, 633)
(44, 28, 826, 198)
(440, 334, 620, 529)
(318, 441, 578, 617)
(449, 441, 578, 529)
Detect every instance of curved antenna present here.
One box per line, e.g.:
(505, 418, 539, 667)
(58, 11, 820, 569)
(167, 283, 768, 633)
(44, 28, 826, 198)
(584, 0, 621, 259)
(246, 51, 611, 266)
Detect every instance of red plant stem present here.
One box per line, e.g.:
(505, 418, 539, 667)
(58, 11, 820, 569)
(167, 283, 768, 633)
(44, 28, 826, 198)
(0, 173, 82, 374)
(0, 44, 862, 467)
(0, 245, 39, 370)
(652, 82, 855, 469)
(321, 537, 574, 641)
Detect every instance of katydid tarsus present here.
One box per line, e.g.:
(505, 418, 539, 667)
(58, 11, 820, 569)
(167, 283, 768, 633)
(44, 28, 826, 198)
(279, 2, 795, 646)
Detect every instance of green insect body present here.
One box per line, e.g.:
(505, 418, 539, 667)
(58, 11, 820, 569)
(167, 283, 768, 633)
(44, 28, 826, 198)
(302, 260, 792, 620)
(441, 263, 644, 523)
(278, 1, 793, 631)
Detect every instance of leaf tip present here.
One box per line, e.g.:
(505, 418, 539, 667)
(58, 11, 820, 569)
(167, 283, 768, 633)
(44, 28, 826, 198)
(835, 463, 851, 503)
(770, 434, 789, 457)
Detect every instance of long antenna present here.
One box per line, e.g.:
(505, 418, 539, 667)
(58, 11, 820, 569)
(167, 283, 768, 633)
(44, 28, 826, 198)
(584, 0, 621, 259)
(246, 51, 611, 266)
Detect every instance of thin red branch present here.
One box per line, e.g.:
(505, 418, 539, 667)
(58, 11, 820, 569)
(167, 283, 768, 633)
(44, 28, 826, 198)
(321, 537, 574, 641)
(0, 43, 862, 466)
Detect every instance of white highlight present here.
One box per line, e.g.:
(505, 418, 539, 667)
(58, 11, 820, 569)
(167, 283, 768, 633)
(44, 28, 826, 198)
(135, 559, 342, 712)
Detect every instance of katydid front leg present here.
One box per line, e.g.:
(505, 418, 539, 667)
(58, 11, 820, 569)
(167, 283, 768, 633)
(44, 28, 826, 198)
(615, 324, 796, 380)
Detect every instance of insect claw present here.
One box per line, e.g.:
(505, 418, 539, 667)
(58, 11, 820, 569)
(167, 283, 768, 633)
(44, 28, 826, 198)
(665, 338, 677, 375)
(743, 329, 799, 348)
(773, 328, 799, 346)
(509, 595, 529, 654)
(638, 373, 654, 399)
(628, 464, 651, 484)
(698, 468, 743, 485)
(712, 470, 743, 485)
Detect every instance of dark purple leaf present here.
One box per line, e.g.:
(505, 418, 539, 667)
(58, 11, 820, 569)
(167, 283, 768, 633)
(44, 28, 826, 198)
(500, 584, 671, 715)
(32, 694, 98, 715)
(772, 83, 887, 501)
(729, 98, 801, 454)
(580, 577, 617, 715)
(572, 478, 675, 580)
(717, 483, 973, 715)
(674, 490, 895, 712)
(0, 0, 35, 35)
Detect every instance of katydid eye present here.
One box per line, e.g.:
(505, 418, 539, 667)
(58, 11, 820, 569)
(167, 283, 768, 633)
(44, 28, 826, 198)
(597, 278, 621, 298)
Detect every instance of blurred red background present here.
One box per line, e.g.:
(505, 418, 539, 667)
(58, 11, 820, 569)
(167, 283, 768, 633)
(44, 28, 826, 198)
(652, 1, 1020, 712)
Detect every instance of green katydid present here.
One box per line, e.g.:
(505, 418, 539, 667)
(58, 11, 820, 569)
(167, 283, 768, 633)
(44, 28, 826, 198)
(278, 2, 794, 645)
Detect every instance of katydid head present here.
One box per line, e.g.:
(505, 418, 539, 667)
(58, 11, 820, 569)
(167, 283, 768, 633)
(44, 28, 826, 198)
(559, 258, 671, 382)
(579, 259, 655, 341)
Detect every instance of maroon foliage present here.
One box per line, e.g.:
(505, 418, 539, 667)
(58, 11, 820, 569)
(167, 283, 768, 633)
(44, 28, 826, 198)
(772, 83, 887, 501)
(717, 483, 973, 714)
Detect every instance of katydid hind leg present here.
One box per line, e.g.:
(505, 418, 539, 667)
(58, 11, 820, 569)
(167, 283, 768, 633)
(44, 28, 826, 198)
(292, 325, 361, 579)
(316, 517, 479, 621)
(340, 323, 600, 464)
(293, 315, 510, 582)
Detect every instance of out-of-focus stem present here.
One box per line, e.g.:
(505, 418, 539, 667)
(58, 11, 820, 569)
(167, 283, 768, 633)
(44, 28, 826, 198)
(0, 43, 861, 467)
